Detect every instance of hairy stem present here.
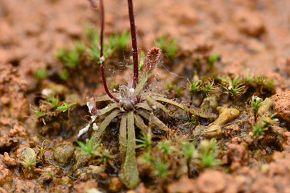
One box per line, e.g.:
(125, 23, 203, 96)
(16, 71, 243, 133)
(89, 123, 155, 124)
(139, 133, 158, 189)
(127, 0, 139, 88)
(89, 0, 119, 102)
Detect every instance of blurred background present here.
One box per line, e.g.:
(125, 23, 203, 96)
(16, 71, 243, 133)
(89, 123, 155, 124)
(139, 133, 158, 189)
(0, 0, 289, 86)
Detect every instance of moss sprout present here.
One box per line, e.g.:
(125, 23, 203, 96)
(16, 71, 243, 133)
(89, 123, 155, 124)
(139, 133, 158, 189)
(202, 81, 215, 96)
(136, 130, 152, 151)
(155, 36, 178, 60)
(207, 54, 220, 67)
(220, 76, 246, 97)
(251, 96, 263, 114)
(35, 68, 48, 81)
(77, 137, 99, 156)
(190, 80, 201, 94)
(198, 139, 220, 168)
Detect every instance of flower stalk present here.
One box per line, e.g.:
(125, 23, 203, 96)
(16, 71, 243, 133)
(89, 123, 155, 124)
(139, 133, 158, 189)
(127, 0, 139, 88)
(89, 0, 119, 102)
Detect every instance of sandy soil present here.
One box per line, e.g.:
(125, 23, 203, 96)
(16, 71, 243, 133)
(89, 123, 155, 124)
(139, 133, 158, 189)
(0, 0, 289, 192)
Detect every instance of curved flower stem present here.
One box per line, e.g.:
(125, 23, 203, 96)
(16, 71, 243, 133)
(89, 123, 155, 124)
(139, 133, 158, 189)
(89, 0, 119, 102)
(127, 0, 139, 88)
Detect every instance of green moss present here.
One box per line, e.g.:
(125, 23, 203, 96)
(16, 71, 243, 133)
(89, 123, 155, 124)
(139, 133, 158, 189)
(35, 68, 48, 81)
(56, 42, 85, 69)
(76, 137, 99, 156)
(202, 81, 215, 96)
(251, 96, 263, 114)
(56, 102, 73, 112)
(207, 54, 220, 67)
(59, 69, 69, 81)
(155, 36, 177, 60)
(158, 140, 174, 155)
(190, 80, 201, 94)
(199, 139, 220, 168)
(182, 142, 195, 160)
(136, 131, 152, 151)
(153, 160, 169, 178)
(220, 76, 246, 97)
(33, 109, 46, 119)
(108, 32, 130, 51)
(47, 96, 60, 108)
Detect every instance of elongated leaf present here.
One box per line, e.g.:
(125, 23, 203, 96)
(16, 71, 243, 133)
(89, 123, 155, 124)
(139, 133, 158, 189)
(149, 113, 170, 132)
(135, 102, 152, 111)
(134, 114, 149, 135)
(153, 96, 189, 111)
(119, 114, 127, 159)
(138, 110, 170, 132)
(146, 96, 170, 114)
(137, 109, 150, 120)
(119, 111, 139, 188)
(91, 110, 120, 143)
(99, 103, 118, 116)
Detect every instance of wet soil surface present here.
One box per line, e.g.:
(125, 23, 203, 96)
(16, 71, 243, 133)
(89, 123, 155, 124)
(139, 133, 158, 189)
(0, 0, 289, 192)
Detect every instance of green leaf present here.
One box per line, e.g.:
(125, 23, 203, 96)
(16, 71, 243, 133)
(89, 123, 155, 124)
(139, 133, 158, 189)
(76, 138, 99, 156)
(153, 160, 169, 177)
(59, 69, 69, 81)
(149, 113, 170, 132)
(92, 110, 120, 143)
(135, 102, 152, 111)
(182, 142, 195, 160)
(155, 36, 177, 60)
(109, 32, 130, 50)
(146, 96, 171, 115)
(208, 54, 220, 67)
(119, 111, 139, 188)
(35, 68, 48, 81)
(119, 115, 127, 159)
(34, 109, 46, 119)
(99, 103, 118, 116)
(153, 96, 188, 111)
(158, 140, 174, 155)
(47, 96, 60, 108)
(56, 102, 72, 112)
(134, 114, 150, 135)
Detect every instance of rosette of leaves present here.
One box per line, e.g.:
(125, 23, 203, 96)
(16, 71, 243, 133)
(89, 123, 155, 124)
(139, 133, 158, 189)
(84, 0, 193, 188)
(79, 48, 192, 188)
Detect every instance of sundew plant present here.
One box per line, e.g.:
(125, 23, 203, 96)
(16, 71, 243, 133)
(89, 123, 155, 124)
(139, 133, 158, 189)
(80, 0, 194, 188)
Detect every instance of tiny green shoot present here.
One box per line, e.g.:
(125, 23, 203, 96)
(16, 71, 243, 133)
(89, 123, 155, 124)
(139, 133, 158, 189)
(59, 69, 69, 81)
(157, 140, 174, 155)
(182, 142, 195, 160)
(34, 109, 46, 119)
(190, 80, 201, 94)
(153, 160, 169, 178)
(47, 96, 60, 108)
(251, 96, 263, 114)
(199, 139, 220, 168)
(56, 102, 73, 112)
(253, 124, 266, 137)
(56, 42, 85, 69)
(207, 54, 220, 67)
(108, 32, 130, 51)
(77, 137, 99, 156)
(35, 68, 48, 81)
(155, 36, 177, 60)
(136, 131, 152, 151)
(202, 81, 215, 96)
